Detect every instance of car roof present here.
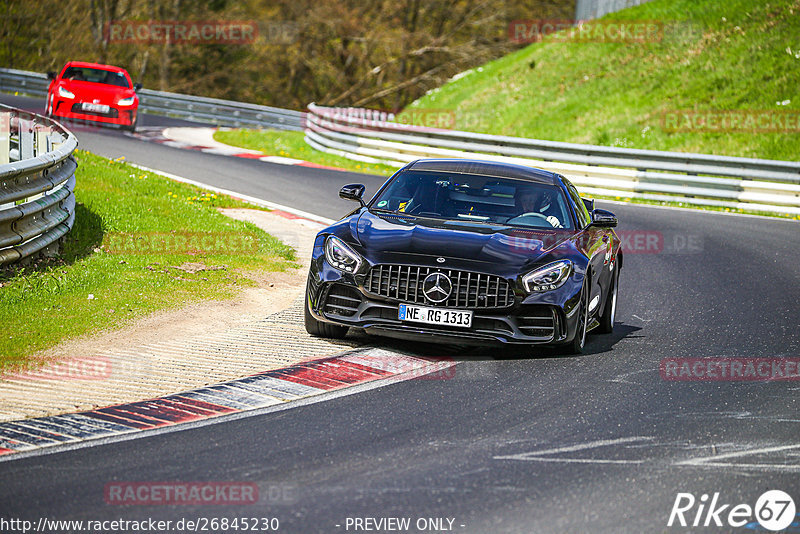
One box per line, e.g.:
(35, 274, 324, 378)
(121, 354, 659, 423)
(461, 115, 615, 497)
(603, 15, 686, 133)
(63, 61, 128, 74)
(407, 159, 560, 185)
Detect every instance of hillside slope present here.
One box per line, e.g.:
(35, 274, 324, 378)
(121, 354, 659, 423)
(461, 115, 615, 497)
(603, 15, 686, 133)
(405, 0, 800, 161)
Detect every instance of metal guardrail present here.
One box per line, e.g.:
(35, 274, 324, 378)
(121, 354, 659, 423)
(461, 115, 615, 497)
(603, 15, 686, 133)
(0, 104, 78, 266)
(0, 68, 306, 131)
(575, 0, 652, 21)
(3, 68, 798, 216)
(305, 103, 800, 216)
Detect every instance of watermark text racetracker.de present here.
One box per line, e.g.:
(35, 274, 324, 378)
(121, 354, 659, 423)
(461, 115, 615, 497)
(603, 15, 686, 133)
(1, 356, 110, 381)
(661, 358, 800, 381)
(505, 229, 702, 255)
(0, 516, 280, 533)
(104, 20, 299, 45)
(661, 110, 800, 133)
(349, 108, 491, 132)
(103, 231, 260, 255)
(508, 19, 664, 44)
(0, 355, 153, 382)
(104, 481, 259, 506)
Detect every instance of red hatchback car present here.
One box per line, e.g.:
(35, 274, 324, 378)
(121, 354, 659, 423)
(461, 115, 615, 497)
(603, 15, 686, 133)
(46, 61, 141, 131)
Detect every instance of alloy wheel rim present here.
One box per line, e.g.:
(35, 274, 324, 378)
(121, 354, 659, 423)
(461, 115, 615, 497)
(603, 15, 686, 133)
(579, 287, 588, 348)
(610, 281, 618, 326)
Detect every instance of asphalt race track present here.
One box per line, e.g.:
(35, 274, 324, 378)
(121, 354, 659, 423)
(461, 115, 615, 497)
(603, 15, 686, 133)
(2, 94, 799, 533)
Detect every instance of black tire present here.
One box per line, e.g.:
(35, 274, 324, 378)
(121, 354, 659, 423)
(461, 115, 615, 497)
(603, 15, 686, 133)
(563, 277, 589, 355)
(304, 285, 349, 339)
(124, 118, 137, 133)
(596, 267, 619, 334)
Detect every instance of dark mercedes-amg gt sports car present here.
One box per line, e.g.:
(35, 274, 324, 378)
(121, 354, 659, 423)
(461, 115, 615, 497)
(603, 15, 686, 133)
(305, 159, 622, 353)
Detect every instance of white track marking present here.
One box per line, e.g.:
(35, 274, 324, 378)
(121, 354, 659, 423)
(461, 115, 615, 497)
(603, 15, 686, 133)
(128, 163, 335, 225)
(677, 443, 800, 472)
(494, 436, 654, 463)
(594, 197, 799, 222)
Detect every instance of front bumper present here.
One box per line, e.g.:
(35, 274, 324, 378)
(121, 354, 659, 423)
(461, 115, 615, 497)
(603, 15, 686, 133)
(307, 265, 582, 347)
(51, 99, 137, 127)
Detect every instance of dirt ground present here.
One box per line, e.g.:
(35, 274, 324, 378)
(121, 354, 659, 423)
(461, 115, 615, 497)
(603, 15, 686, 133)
(0, 208, 363, 422)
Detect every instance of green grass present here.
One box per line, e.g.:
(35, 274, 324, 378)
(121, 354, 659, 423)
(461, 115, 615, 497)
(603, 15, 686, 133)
(0, 150, 297, 371)
(404, 0, 800, 162)
(213, 128, 397, 177)
(215, 129, 799, 220)
(214, 0, 800, 220)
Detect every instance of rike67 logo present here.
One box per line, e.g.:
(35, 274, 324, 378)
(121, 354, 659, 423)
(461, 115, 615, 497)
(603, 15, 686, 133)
(668, 490, 796, 531)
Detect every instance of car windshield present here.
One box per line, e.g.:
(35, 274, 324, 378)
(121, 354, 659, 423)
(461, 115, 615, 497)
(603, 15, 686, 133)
(370, 170, 573, 230)
(62, 67, 131, 88)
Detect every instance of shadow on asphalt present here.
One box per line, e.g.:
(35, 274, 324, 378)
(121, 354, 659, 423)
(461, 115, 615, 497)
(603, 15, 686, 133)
(347, 321, 643, 365)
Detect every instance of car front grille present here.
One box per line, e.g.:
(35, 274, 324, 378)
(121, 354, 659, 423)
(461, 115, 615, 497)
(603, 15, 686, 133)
(365, 264, 515, 309)
(70, 103, 119, 118)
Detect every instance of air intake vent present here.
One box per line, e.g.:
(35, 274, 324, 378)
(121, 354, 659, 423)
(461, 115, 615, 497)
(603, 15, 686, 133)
(517, 306, 555, 338)
(322, 284, 362, 317)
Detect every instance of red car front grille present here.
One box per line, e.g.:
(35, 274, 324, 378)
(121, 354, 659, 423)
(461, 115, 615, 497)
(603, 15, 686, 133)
(70, 103, 119, 118)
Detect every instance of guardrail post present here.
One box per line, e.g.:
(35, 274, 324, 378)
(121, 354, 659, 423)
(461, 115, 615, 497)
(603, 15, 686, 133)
(0, 111, 10, 211)
(19, 119, 34, 160)
(48, 132, 63, 151)
(0, 111, 9, 165)
(36, 128, 50, 157)
(25, 126, 51, 202)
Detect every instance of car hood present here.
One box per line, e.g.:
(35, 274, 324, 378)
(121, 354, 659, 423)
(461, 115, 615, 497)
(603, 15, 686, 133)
(353, 210, 578, 270)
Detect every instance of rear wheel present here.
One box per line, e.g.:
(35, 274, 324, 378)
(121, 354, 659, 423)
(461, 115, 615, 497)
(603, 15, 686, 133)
(596, 268, 619, 334)
(304, 283, 349, 339)
(563, 278, 589, 354)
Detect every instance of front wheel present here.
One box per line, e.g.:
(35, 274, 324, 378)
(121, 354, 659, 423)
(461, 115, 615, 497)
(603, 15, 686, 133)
(304, 283, 349, 339)
(124, 117, 138, 133)
(563, 278, 589, 354)
(596, 268, 619, 334)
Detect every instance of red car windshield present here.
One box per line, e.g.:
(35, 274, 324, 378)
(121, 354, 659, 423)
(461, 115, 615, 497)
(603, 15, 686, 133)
(62, 67, 130, 88)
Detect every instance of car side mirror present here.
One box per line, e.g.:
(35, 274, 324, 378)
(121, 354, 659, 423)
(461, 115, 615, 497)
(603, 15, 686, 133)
(582, 197, 594, 213)
(133, 83, 142, 92)
(590, 208, 617, 228)
(47, 71, 57, 80)
(340, 183, 366, 206)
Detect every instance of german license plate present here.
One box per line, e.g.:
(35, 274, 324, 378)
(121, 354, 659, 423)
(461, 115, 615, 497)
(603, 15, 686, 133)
(398, 304, 472, 328)
(82, 103, 110, 113)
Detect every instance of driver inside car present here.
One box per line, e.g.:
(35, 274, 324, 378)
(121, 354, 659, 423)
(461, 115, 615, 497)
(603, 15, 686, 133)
(515, 187, 563, 228)
(401, 179, 446, 215)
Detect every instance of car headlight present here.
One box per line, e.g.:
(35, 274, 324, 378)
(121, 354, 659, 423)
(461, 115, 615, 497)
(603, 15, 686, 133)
(58, 87, 75, 99)
(522, 260, 572, 292)
(324, 235, 362, 273)
(117, 96, 135, 106)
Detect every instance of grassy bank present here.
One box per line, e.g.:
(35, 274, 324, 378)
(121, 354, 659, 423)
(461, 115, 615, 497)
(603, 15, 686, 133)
(213, 128, 396, 177)
(214, 0, 799, 220)
(0, 150, 296, 371)
(404, 0, 800, 162)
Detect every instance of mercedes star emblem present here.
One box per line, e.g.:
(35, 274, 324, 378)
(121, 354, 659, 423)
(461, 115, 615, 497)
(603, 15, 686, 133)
(422, 272, 452, 303)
